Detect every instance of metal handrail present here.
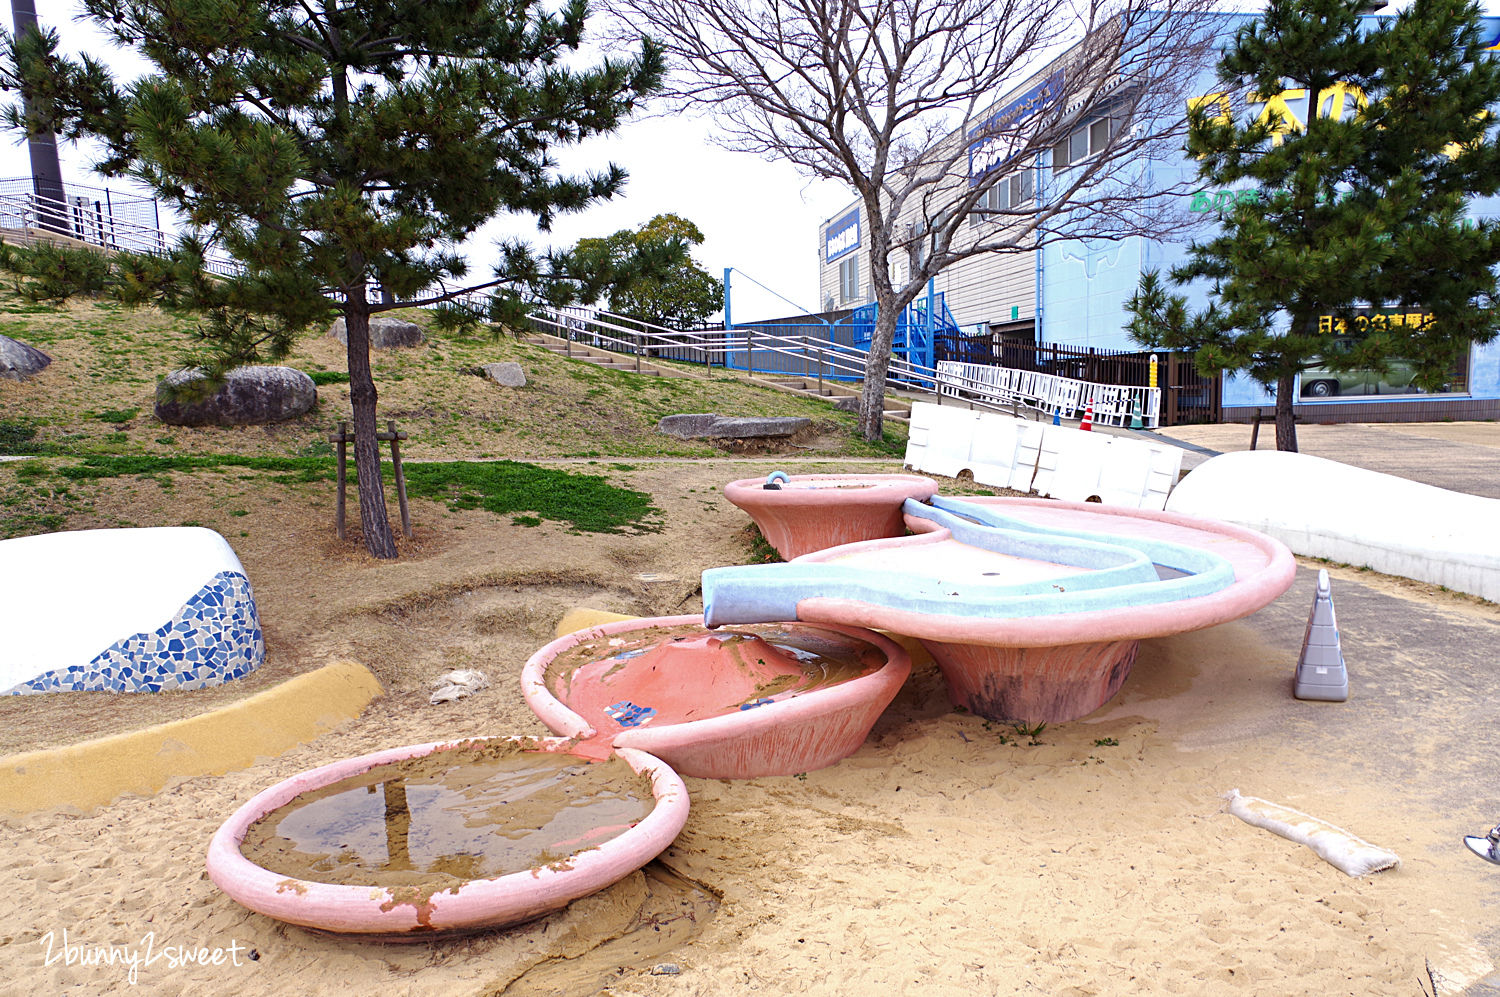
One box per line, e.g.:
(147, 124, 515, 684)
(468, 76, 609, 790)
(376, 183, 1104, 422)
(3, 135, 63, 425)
(529, 304, 1042, 419)
(0, 185, 242, 276)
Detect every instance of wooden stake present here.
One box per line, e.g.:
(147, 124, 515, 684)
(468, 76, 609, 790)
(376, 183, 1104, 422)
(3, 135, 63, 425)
(388, 420, 412, 539)
(329, 419, 412, 542)
(334, 420, 348, 540)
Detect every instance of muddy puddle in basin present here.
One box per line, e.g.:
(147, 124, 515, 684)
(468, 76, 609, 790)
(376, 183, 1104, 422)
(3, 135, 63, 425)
(240, 740, 655, 890)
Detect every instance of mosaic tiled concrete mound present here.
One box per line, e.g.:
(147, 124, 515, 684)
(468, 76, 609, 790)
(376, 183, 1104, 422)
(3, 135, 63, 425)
(0, 526, 266, 695)
(6, 571, 264, 694)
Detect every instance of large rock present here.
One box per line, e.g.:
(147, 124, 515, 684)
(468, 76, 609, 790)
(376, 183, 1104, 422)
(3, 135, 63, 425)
(482, 361, 526, 387)
(327, 316, 425, 349)
(155, 366, 317, 426)
(658, 413, 811, 440)
(0, 334, 51, 381)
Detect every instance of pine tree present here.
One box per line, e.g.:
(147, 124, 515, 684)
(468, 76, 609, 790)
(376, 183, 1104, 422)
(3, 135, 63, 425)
(1126, 0, 1500, 451)
(0, 0, 662, 557)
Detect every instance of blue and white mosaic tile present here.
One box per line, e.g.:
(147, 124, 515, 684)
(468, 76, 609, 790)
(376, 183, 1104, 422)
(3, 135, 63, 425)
(5, 571, 265, 695)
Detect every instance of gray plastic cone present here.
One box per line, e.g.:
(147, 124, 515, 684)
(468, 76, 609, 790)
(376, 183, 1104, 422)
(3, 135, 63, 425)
(1295, 568, 1348, 701)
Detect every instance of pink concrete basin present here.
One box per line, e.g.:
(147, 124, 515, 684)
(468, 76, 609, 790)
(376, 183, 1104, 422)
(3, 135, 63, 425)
(705, 496, 1295, 725)
(206, 737, 688, 938)
(724, 472, 937, 559)
(522, 615, 911, 779)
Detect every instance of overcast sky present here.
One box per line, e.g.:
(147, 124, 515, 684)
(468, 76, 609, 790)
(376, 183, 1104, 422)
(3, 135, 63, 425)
(2, 4, 856, 323)
(9, 1, 1453, 322)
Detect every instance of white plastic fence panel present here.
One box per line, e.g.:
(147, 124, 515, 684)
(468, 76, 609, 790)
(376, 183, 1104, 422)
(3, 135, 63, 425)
(937, 361, 1162, 428)
(1008, 420, 1047, 491)
(904, 402, 983, 478)
(1030, 425, 1063, 497)
(1095, 438, 1155, 507)
(1026, 427, 1187, 508)
(967, 413, 1045, 491)
(1038, 429, 1113, 503)
(1140, 442, 1185, 510)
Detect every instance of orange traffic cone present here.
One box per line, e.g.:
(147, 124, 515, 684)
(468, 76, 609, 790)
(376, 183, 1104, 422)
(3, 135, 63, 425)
(1080, 402, 1094, 432)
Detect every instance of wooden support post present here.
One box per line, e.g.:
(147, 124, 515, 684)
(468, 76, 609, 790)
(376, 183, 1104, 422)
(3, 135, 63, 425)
(1250, 408, 1265, 450)
(388, 420, 413, 539)
(334, 420, 348, 540)
(329, 420, 412, 543)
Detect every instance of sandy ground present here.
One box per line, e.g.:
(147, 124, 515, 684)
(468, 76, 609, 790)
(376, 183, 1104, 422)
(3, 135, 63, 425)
(2, 457, 1499, 995)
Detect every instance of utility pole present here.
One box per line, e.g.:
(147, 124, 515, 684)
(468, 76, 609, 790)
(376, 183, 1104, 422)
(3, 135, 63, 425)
(10, 0, 68, 238)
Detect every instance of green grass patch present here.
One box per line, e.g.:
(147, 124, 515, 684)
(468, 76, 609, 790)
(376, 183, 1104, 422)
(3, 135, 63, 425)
(93, 408, 140, 424)
(56, 454, 335, 484)
(309, 370, 351, 385)
(743, 523, 782, 564)
(402, 461, 661, 534)
(0, 421, 38, 455)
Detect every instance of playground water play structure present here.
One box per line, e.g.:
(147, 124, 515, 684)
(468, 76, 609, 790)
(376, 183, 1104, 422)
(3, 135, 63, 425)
(709, 476, 1295, 724)
(203, 469, 1294, 937)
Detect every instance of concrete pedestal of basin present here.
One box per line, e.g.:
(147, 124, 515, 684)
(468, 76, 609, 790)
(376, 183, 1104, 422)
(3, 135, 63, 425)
(723, 473, 937, 560)
(918, 638, 1141, 724)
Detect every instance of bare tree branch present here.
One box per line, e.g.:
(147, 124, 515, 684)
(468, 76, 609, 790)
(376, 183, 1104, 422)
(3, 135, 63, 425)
(602, 0, 1221, 438)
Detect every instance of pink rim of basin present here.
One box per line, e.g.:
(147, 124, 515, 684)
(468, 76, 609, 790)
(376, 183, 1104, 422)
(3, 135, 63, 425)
(522, 614, 912, 779)
(724, 472, 937, 560)
(205, 737, 689, 938)
(788, 498, 1295, 723)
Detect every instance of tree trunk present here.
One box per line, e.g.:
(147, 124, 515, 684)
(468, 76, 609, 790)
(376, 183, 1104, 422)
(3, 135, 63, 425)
(858, 304, 900, 441)
(1274, 370, 1299, 453)
(344, 295, 400, 558)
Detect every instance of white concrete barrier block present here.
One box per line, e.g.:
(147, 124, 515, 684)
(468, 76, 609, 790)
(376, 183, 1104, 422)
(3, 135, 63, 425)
(1165, 450, 1500, 603)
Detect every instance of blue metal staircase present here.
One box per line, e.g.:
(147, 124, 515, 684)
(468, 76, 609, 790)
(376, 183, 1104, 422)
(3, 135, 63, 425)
(850, 284, 962, 371)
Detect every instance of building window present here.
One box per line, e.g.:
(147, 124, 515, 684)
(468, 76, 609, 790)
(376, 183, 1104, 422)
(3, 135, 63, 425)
(839, 254, 860, 303)
(969, 170, 1035, 226)
(1052, 116, 1118, 172)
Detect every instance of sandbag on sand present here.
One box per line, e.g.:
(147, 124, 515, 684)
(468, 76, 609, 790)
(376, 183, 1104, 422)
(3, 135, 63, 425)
(1225, 789, 1400, 877)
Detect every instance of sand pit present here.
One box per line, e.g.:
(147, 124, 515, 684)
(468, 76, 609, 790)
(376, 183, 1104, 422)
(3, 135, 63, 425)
(1, 458, 1498, 995)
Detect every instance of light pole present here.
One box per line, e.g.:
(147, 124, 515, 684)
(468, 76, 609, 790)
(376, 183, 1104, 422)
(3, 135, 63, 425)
(10, 0, 68, 237)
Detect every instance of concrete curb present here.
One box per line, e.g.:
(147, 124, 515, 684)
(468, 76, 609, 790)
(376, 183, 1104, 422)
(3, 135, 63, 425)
(0, 659, 383, 817)
(555, 607, 639, 638)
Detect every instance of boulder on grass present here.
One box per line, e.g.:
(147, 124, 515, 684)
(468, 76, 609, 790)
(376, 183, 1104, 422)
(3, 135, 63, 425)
(155, 366, 317, 426)
(327, 316, 425, 349)
(0, 334, 51, 381)
(658, 413, 811, 440)
(482, 361, 526, 387)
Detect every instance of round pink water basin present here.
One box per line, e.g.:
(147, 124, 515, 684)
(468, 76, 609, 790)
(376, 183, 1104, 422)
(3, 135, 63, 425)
(724, 473, 937, 559)
(523, 615, 911, 779)
(206, 737, 688, 938)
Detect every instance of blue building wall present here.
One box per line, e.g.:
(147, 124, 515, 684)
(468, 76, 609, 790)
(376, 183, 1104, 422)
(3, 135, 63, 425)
(1037, 12, 1500, 408)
